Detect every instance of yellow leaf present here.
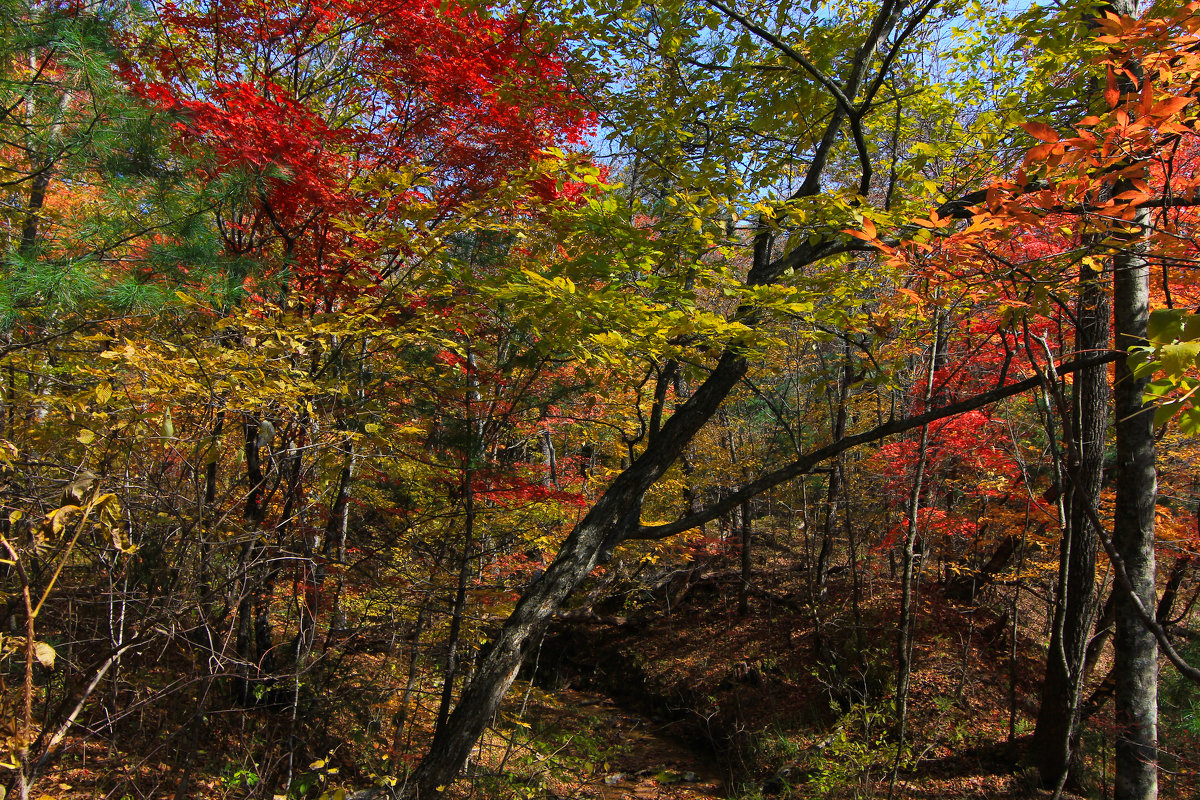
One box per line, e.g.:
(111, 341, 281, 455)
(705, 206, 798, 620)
(47, 506, 81, 537)
(76, 429, 95, 445)
(94, 382, 112, 406)
(34, 641, 55, 669)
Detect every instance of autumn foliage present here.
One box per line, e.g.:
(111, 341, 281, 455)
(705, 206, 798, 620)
(1, 0, 1199, 798)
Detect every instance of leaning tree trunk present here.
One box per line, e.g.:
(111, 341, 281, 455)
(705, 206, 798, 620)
(401, 6, 911, 793)
(405, 350, 750, 796)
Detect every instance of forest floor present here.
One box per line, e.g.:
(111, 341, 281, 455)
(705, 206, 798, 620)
(44, 545, 1199, 800)
(467, 562, 1058, 800)
(413, 536, 1150, 800)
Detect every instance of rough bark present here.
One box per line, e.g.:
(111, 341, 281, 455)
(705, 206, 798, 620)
(1033, 247, 1110, 788)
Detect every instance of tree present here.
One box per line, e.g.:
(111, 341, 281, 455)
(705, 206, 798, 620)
(6, 0, 1200, 796)
(862, 6, 1200, 796)
(400, 0, 1140, 793)
(1, 0, 601, 793)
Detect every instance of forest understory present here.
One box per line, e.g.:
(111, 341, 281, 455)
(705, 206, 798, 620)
(6, 0, 1200, 798)
(36, 534, 1200, 800)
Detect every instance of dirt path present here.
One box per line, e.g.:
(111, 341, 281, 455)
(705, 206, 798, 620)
(516, 688, 725, 800)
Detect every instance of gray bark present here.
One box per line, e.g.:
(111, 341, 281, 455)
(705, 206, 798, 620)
(1106, 1, 1160, 791)
(1111, 201, 1158, 800)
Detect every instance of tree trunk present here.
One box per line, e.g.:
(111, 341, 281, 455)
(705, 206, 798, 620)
(816, 346, 851, 594)
(889, 318, 938, 799)
(402, 6, 918, 790)
(738, 499, 752, 616)
(1033, 244, 1110, 788)
(404, 350, 749, 796)
(1111, 200, 1158, 800)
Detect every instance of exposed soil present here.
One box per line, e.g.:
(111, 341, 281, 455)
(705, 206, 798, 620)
(518, 688, 724, 800)
(521, 563, 1072, 799)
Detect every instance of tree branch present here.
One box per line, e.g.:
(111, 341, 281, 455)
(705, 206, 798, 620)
(623, 351, 1121, 542)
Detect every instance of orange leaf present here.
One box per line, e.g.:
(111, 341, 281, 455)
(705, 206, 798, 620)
(1105, 68, 1120, 108)
(1020, 121, 1060, 142)
(1114, 190, 1154, 205)
(1025, 141, 1057, 163)
(844, 216, 877, 241)
(1150, 95, 1192, 117)
(1140, 77, 1154, 117)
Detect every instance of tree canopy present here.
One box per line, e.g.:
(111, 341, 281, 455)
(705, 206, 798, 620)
(2, 0, 1200, 799)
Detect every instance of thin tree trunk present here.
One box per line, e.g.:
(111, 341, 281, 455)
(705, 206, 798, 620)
(1034, 244, 1110, 788)
(435, 345, 484, 735)
(889, 315, 940, 799)
(816, 347, 850, 594)
(18, 86, 72, 258)
(738, 499, 752, 616)
(322, 443, 355, 632)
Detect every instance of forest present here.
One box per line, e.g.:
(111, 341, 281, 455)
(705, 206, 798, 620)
(2, 0, 1200, 797)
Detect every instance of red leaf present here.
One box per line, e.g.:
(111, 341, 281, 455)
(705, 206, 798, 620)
(1020, 121, 1060, 143)
(1105, 68, 1120, 108)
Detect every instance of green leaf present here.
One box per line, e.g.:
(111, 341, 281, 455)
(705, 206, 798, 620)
(1148, 308, 1183, 343)
(1159, 341, 1200, 378)
(1180, 408, 1200, 436)
(1154, 401, 1185, 427)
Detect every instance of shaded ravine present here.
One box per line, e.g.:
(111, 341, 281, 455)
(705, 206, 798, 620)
(520, 688, 726, 800)
(524, 624, 748, 794)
